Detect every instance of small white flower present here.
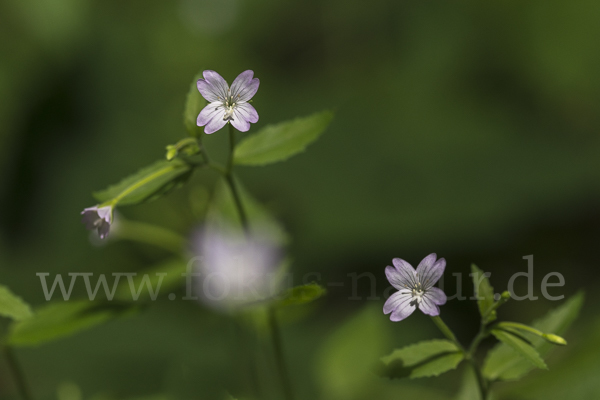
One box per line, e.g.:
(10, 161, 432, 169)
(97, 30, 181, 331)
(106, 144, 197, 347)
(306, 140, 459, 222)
(196, 70, 260, 134)
(384, 253, 447, 321)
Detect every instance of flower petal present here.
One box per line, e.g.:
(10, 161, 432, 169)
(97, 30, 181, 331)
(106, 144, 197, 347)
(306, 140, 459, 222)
(197, 79, 219, 103)
(385, 258, 416, 290)
(425, 287, 447, 306)
(418, 295, 440, 316)
(96, 206, 112, 223)
(230, 103, 259, 132)
(230, 112, 250, 132)
(231, 70, 259, 102)
(81, 207, 99, 230)
(98, 221, 110, 239)
(198, 70, 229, 102)
(204, 111, 228, 134)
(383, 291, 411, 314)
(416, 254, 445, 289)
(236, 102, 259, 123)
(390, 295, 417, 321)
(197, 102, 225, 127)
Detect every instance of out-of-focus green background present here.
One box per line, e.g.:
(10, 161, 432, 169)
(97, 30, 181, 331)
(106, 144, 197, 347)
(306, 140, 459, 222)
(1, 0, 599, 399)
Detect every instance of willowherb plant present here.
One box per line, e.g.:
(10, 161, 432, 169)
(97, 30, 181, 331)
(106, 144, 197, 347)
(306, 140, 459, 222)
(0, 69, 333, 400)
(378, 254, 583, 400)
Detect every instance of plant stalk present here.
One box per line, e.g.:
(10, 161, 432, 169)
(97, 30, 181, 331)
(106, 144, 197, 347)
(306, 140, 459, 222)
(3, 346, 33, 400)
(268, 308, 294, 400)
(225, 124, 249, 231)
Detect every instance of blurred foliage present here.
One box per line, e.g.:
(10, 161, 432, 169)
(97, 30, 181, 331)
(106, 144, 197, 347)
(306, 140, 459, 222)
(1, 0, 600, 399)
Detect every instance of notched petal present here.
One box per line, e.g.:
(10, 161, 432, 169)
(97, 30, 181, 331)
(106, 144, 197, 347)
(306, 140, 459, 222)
(425, 287, 447, 306)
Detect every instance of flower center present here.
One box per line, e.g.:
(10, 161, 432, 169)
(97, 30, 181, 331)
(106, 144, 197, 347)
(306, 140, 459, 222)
(412, 288, 425, 302)
(223, 102, 235, 121)
(221, 89, 242, 121)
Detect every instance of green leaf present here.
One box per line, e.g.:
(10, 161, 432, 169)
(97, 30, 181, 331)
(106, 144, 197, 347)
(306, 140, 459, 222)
(184, 72, 205, 137)
(483, 291, 584, 381)
(0, 285, 33, 321)
(8, 300, 136, 347)
(455, 367, 482, 400)
(93, 159, 193, 206)
(234, 110, 334, 166)
(276, 283, 326, 307)
(379, 339, 464, 379)
(496, 326, 534, 345)
(470, 264, 496, 323)
(489, 329, 547, 371)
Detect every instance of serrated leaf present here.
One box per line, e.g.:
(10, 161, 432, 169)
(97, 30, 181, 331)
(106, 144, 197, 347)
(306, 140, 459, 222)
(483, 291, 584, 381)
(0, 285, 33, 321)
(380, 339, 464, 379)
(490, 329, 547, 371)
(93, 159, 193, 206)
(233, 110, 334, 166)
(470, 264, 496, 323)
(276, 283, 326, 307)
(184, 72, 205, 137)
(8, 300, 136, 347)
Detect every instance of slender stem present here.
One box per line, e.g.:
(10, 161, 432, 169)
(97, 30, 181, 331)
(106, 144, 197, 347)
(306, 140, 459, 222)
(3, 346, 33, 400)
(225, 124, 249, 231)
(467, 326, 492, 400)
(468, 326, 488, 357)
(430, 316, 465, 352)
(232, 318, 261, 399)
(268, 308, 294, 400)
(227, 124, 236, 175)
(481, 292, 510, 321)
(113, 220, 185, 254)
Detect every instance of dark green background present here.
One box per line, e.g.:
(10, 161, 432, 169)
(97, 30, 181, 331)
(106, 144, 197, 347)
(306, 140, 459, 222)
(1, 0, 599, 399)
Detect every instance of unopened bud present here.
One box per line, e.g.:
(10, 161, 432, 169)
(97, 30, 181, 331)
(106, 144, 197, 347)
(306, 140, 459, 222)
(543, 333, 567, 346)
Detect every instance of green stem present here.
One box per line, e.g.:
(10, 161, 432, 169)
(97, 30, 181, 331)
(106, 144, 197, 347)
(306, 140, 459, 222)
(268, 308, 294, 400)
(113, 220, 185, 254)
(225, 124, 249, 231)
(227, 124, 236, 175)
(430, 316, 465, 352)
(3, 346, 33, 400)
(468, 326, 488, 357)
(467, 327, 490, 400)
(481, 291, 510, 321)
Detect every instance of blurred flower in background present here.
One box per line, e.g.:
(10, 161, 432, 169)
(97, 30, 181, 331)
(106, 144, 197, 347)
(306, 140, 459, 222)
(191, 224, 283, 311)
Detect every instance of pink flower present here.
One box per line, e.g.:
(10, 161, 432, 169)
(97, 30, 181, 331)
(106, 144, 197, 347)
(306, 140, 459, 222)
(196, 70, 260, 134)
(384, 253, 447, 321)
